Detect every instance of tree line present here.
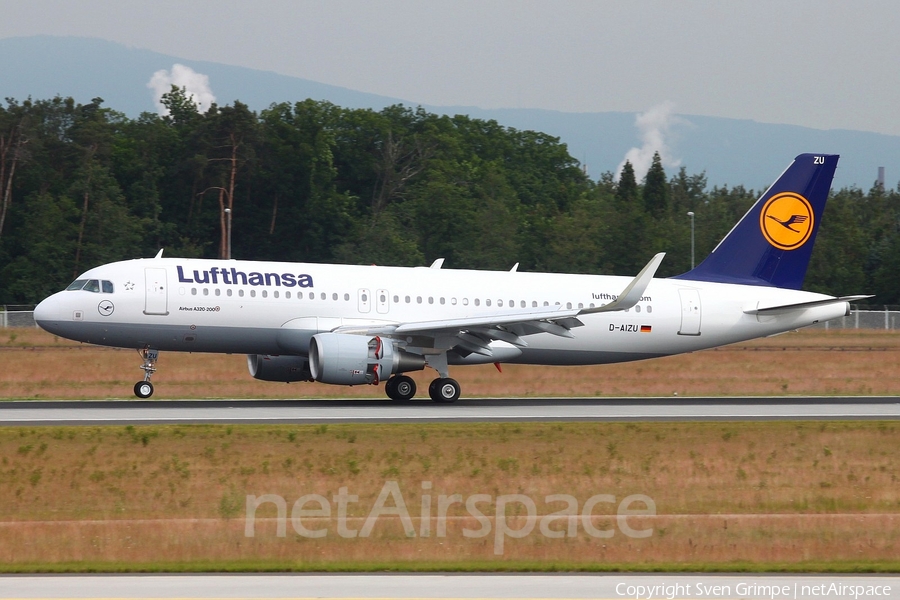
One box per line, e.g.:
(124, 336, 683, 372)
(1, 91, 898, 306)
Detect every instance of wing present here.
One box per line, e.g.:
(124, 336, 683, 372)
(334, 253, 665, 357)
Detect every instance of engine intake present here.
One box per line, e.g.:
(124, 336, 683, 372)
(247, 354, 312, 382)
(309, 333, 425, 385)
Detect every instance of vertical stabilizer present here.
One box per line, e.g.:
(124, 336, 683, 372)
(673, 154, 838, 289)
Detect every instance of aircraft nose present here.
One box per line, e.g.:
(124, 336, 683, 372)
(33, 294, 63, 331)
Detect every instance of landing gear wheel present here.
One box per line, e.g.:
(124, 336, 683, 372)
(385, 375, 416, 401)
(428, 377, 460, 403)
(135, 348, 159, 398)
(134, 381, 154, 398)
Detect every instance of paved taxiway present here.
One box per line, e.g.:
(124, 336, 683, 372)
(0, 397, 898, 426)
(2, 573, 899, 599)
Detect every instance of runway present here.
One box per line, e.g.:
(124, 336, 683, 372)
(1, 573, 898, 599)
(1, 396, 899, 425)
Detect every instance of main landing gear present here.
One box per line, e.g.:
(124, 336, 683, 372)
(385, 374, 417, 401)
(384, 375, 461, 403)
(134, 348, 159, 398)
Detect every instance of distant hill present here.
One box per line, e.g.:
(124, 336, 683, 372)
(2, 35, 898, 190)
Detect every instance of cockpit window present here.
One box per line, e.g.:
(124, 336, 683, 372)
(83, 279, 101, 293)
(66, 279, 88, 291)
(102, 280, 114, 293)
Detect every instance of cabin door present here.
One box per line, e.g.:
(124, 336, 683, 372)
(144, 268, 169, 316)
(678, 288, 701, 336)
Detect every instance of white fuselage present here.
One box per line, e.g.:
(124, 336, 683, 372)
(34, 257, 848, 367)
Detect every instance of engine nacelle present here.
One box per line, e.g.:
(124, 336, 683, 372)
(247, 354, 312, 382)
(309, 333, 425, 385)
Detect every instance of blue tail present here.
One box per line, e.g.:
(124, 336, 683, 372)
(673, 153, 838, 290)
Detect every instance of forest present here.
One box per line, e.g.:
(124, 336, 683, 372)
(1, 91, 898, 306)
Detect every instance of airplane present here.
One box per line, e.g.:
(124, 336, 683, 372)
(33, 154, 867, 402)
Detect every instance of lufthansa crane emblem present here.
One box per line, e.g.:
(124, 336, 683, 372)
(759, 192, 814, 250)
(98, 300, 115, 316)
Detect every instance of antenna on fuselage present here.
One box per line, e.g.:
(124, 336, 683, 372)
(154, 249, 164, 259)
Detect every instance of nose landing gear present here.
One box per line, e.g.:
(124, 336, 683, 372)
(134, 348, 159, 398)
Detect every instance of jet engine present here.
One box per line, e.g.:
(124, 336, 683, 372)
(309, 333, 425, 385)
(247, 354, 312, 382)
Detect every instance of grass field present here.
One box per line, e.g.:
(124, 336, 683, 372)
(2, 328, 900, 399)
(0, 421, 898, 572)
(1, 328, 899, 572)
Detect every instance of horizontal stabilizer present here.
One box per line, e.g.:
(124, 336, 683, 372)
(744, 295, 872, 315)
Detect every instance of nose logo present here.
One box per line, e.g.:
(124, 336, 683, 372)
(760, 192, 814, 250)
(98, 300, 115, 316)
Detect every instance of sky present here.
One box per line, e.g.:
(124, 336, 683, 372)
(2, 0, 899, 136)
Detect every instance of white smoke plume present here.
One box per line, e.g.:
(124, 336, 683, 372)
(147, 64, 216, 116)
(615, 102, 682, 181)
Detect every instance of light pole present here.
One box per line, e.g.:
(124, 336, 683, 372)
(224, 207, 232, 260)
(687, 211, 695, 269)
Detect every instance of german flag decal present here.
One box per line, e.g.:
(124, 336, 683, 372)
(640, 325, 652, 333)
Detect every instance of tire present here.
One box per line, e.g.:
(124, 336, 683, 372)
(386, 376, 417, 401)
(134, 381, 154, 399)
(429, 377, 460, 403)
(393, 375, 416, 401)
(384, 376, 398, 400)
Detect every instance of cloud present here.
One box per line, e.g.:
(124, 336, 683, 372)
(615, 102, 682, 181)
(147, 64, 216, 116)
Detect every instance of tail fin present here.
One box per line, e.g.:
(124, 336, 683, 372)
(673, 153, 838, 289)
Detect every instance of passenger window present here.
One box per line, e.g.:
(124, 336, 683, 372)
(532, 301, 537, 308)
(84, 280, 101, 293)
(393, 295, 399, 303)
(66, 279, 88, 291)
(321, 293, 326, 300)
(474, 299, 480, 306)
(521, 301, 526, 308)
(486, 299, 491, 307)
(262, 290, 268, 298)
(440, 297, 445, 305)
(566, 302, 572, 309)
(285, 291, 290, 299)
(417, 296, 422, 304)
(463, 298, 468, 306)
(635, 305, 641, 313)
(215, 289, 221, 296)
(250, 290, 256, 298)
(102, 280, 114, 293)
(309, 292, 314, 299)
(203, 288, 209, 296)
(345, 293, 350, 301)
(405, 296, 411, 303)
(334, 293, 339, 301)
(239, 290, 244, 297)
(227, 289, 233, 297)
(498, 300, 503, 307)
(451, 298, 457, 305)
(191, 288, 197, 296)
(647, 306, 653, 313)
(428, 297, 433, 304)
